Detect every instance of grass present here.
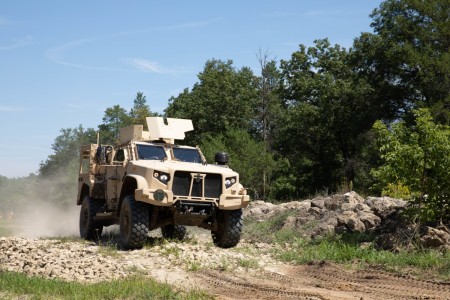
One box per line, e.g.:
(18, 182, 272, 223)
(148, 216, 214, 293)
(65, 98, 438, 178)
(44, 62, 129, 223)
(237, 258, 259, 270)
(0, 271, 211, 300)
(243, 211, 304, 244)
(275, 233, 450, 280)
(244, 214, 450, 280)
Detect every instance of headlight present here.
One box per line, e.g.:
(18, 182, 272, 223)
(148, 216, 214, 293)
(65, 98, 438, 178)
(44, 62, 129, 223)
(153, 171, 170, 184)
(225, 177, 236, 189)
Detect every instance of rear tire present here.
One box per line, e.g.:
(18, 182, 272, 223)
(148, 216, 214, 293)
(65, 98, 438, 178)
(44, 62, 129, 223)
(79, 196, 103, 240)
(161, 225, 187, 240)
(120, 195, 149, 249)
(212, 209, 243, 248)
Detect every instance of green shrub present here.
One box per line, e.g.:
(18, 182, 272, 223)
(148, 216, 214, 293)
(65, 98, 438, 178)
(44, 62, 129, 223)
(372, 108, 450, 222)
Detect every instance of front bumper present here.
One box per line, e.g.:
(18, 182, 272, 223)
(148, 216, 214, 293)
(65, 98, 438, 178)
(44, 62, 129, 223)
(134, 188, 250, 210)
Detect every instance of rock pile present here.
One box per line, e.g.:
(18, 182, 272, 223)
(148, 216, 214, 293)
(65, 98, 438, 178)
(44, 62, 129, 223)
(245, 191, 450, 250)
(0, 231, 277, 283)
(0, 237, 128, 282)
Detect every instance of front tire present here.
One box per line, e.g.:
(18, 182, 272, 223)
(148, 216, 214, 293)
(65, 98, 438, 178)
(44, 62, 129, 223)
(161, 225, 187, 240)
(212, 209, 243, 248)
(120, 195, 149, 249)
(79, 196, 103, 240)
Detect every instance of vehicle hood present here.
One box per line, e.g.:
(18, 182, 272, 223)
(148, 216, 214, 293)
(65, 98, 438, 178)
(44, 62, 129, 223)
(128, 160, 238, 177)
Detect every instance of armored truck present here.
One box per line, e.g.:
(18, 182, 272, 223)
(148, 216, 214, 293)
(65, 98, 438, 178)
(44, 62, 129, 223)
(77, 117, 250, 249)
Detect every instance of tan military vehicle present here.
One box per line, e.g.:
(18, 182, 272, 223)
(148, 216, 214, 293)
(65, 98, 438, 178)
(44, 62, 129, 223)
(77, 117, 250, 249)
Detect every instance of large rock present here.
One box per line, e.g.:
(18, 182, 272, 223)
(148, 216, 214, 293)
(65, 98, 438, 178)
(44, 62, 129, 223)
(420, 226, 450, 248)
(344, 191, 365, 204)
(365, 197, 407, 219)
(357, 212, 381, 230)
(340, 192, 368, 212)
(337, 212, 366, 233)
(311, 199, 325, 209)
(281, 201, 311, 212)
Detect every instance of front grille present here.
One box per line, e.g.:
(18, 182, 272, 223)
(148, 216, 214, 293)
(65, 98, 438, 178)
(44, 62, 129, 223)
(172, 171, 222, 198)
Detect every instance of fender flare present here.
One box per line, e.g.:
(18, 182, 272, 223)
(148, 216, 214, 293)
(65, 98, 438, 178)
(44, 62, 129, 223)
(125, 174, 148, 190)
(118, 175, 149, 210)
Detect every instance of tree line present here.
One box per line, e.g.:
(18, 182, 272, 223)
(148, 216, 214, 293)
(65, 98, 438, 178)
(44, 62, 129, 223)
(1, 0, 449, 222)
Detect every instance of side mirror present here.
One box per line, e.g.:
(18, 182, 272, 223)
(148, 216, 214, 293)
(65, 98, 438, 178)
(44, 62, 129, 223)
(214, 152, 229, 165)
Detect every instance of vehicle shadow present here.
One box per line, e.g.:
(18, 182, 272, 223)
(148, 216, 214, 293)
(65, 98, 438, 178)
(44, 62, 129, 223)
(96, 225, 167, 250)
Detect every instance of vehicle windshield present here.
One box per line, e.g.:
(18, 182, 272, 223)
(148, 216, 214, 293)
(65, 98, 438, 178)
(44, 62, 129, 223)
(136, 144, 167, 160)
(173, 147, 202, 163)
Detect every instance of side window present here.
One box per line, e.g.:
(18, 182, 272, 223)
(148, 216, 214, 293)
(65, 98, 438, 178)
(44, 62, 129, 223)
(114, 149, 125, 162)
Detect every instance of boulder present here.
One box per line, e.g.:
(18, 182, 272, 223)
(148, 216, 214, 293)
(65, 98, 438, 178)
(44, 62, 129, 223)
(357, 212, 381, 230)
(324, 195, 342, 211)
(281, 201, 311, 211)
(344, 191, 365, 204)
(311, 224, 335, 238)
(308, 207, 322, 216)
(337, 212, 366, 233)
(311, 199, 325, 209)
(420, 226, 450, 248)
(341, 202, 357, 211)
(365, 197, 407, 219)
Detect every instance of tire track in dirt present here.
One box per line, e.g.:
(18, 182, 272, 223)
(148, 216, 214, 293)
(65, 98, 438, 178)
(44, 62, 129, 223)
(195, 269, 329, 300)
(195, 262, 450, 300)
(284, 262, 450, 299)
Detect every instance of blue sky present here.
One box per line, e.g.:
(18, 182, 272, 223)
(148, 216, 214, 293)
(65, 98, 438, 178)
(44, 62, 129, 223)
(0, 0, 383, 178)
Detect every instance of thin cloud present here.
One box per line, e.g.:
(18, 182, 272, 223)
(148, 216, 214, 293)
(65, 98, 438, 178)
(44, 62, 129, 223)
(127, 59, 167, 73)
(126, 58, 192, 74)
(0, 36, 33, 50)
(46, 37, 128, 71)
(46, 20, 215, 71)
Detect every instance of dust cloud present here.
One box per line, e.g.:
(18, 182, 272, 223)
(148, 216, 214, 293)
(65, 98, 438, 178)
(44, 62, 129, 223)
(11, 199, 80, 238)
(12, 201, 80, 238)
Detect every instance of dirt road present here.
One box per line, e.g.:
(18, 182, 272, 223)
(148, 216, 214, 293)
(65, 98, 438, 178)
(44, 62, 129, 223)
(196, 262, 450, 300)
(1, 229, 449, 299)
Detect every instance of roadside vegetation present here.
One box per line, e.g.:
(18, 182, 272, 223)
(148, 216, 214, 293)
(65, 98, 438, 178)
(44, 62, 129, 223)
(243, 213, 450, 280)
(0, 271, 210, 300)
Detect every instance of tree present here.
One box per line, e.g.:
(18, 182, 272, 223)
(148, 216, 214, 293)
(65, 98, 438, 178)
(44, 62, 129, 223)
(253, 50, 284, 199)
(369, 0, 450, 123)
(278, 39, 385, 195)
(39, 125, 97, 205)
(40, 125, 97, 176)
(254, 49, 283, 144)
(165, 59, 259, 143)
(199, 129, 278, 199)
(98, 105, 131, 144)
(372, 108, 450, 222)
(130, 92, 158, 127)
